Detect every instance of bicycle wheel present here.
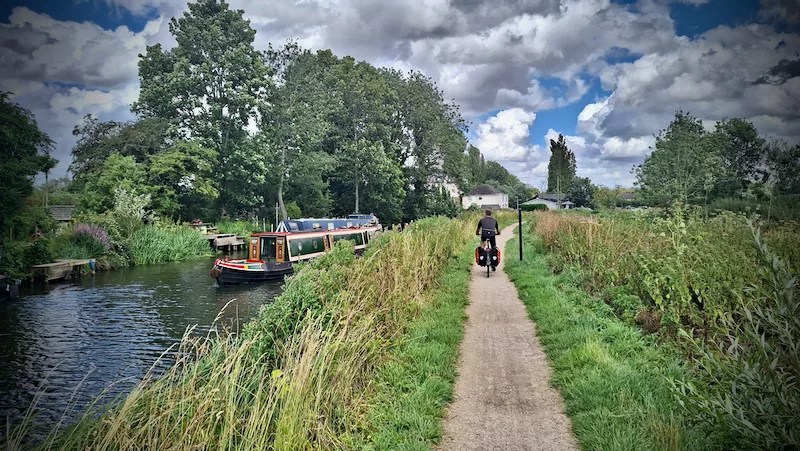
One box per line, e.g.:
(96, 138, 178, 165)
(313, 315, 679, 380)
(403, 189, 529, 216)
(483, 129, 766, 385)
(486, 248, 491, 278)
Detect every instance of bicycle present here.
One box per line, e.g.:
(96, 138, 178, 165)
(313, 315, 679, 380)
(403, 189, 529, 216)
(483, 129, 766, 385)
(476, 238, 499, 278)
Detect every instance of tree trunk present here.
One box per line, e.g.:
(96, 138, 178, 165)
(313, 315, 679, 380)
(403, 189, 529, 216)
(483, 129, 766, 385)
(354, 181, 359, 214)
(278, 147, 288, 220)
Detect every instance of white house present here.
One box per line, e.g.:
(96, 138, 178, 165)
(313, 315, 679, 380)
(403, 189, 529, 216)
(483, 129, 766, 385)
(522, 193, 574, 210)
(462, 185, 509, 209)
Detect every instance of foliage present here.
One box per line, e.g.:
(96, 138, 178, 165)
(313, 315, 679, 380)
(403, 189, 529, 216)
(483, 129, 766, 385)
(504, 230, 720, 450)
(70, 115, 170, 187)
(635, 111, 722, 207)
(128, 222, 211, 265)
(135, 0, 269, 215)
(673, 225, 799, 450)
(147, 140, 219, 219)
(547, 133, 576, 194)
(533, 208, 800, 338)
(78, 154, 147, 214)
(766, 139, 800, 196)
(567, 176, 595, 208)
(0, 92, 54, 242)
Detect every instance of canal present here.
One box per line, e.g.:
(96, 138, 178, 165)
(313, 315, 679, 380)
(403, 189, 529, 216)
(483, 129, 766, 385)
(0, 256, 283, 437)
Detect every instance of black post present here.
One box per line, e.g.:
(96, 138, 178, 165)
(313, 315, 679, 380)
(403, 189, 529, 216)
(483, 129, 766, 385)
(517, 198, 523, 260)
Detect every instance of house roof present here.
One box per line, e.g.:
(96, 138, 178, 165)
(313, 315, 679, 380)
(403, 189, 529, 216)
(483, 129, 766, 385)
(537, 192, 568, 202)
(467, 184, 499, 195)
(48, 205, 75, 222)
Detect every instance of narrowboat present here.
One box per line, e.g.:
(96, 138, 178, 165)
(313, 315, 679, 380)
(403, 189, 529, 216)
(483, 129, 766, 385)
(210, 216, 381, 285)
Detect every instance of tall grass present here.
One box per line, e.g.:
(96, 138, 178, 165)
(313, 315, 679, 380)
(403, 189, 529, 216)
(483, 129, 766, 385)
(505, 230, 721, 450)
(128, 222, 211, 265)
(9, 214, 480, 449)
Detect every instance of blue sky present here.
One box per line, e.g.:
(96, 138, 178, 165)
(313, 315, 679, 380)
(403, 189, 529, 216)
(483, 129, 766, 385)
(1, 0, 799, 188)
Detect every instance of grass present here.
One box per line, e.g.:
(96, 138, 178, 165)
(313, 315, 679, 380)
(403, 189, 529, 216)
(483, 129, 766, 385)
(128, 222, 211, 265)
(355, 241, 473, 450)
(504, 228, 723, 451)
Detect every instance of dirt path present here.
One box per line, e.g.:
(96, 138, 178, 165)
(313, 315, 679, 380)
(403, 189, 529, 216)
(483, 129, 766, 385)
(438, 225, 578, 451)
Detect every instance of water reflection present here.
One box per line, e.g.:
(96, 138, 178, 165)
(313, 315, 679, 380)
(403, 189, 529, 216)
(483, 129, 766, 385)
(0, 257, 282, 435)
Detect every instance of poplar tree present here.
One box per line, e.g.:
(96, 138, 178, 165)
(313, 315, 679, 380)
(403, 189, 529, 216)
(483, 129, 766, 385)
(547, 134, 576, 194)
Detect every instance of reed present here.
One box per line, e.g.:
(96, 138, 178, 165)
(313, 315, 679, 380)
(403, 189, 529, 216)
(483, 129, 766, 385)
(128, 222, 211, 265)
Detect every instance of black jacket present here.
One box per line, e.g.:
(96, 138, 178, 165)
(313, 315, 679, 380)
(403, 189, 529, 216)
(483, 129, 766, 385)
(476, 217, 499, 236)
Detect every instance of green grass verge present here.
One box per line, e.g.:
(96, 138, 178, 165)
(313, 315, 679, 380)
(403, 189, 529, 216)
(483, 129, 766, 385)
(504, 230, 723, 451)
(356, 243, 472, 450)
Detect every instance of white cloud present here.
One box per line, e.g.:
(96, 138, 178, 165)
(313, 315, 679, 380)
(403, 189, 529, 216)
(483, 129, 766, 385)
(474, 108, 539, 162)
(2, 0, 799, 189)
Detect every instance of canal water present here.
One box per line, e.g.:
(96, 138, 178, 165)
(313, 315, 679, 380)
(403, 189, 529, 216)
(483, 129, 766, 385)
(0, 256, 283, 437)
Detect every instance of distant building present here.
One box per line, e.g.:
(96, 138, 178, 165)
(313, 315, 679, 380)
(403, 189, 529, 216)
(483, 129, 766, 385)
(462, 185, 509, 210)
(522, 193, 573, 210)
(48, 205, 75, 223)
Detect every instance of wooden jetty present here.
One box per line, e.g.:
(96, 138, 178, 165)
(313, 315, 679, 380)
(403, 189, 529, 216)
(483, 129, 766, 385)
(205, 234, 245, 252)
(31, 259, 91, 282)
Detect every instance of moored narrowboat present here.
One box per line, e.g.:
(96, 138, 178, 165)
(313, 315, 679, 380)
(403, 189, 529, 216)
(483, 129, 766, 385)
(210, 218, 381, 285)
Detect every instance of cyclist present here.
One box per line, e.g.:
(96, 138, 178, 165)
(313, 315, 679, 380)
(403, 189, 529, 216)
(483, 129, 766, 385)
(476, 209, 500, 271)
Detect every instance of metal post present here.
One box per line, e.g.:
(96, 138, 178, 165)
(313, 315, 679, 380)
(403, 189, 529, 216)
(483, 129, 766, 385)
(518, 198, 523, 260)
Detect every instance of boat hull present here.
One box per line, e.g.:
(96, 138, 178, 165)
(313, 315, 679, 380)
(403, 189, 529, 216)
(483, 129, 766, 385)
(210, 260, 293, 286)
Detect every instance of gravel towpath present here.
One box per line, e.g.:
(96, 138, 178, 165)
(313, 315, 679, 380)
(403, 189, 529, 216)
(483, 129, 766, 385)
(438, 224, 578, 451)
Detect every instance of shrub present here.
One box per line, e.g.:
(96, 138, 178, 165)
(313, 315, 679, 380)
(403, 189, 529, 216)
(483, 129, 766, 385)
(673, 224, 799, 449)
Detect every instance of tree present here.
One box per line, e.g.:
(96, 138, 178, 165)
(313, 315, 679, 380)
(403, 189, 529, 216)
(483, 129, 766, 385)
(635, 111, 722, 207)
(766, 140, 800, 196)
(70, 116, 170, 187)
(262, 44, 333, 220)
(712, 118, 767, 196)
(134, 0, 269, 213)
(567, 177, 595, 208)
(147, 140, 219, 219)
(0, 92, 54, 240)
(79, 154, 147, 214)
(547, 134, 576, 194)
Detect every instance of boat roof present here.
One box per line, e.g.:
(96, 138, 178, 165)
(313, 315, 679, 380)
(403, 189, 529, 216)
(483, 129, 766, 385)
(252, 223, 381, 238)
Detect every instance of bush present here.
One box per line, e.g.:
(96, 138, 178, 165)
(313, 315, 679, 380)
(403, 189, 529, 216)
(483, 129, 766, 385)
(673, 224, 799, 449)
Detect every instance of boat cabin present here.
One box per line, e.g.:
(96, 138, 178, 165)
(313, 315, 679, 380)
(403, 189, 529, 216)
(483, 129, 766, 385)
(247, 226, 379, 264)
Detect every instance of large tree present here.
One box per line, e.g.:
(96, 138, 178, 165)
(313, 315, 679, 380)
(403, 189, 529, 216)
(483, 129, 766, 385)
(635, 111, 722, 206)
(0, 92, 54, 240)
(134, 0, 269, 213)
(712, 118, 766, 196)
(547, 134, 576, 194)
(70, 115, 170, 187)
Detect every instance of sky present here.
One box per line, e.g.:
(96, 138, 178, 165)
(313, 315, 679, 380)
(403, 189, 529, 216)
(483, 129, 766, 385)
(1, 0, 799, 189)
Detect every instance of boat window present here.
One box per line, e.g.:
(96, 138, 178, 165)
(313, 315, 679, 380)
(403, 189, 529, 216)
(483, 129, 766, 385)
(312, 222, 321, 230)
(328, 222, 335, 230)
(288, 222, 300, 232)
(261, 237, 277, 262)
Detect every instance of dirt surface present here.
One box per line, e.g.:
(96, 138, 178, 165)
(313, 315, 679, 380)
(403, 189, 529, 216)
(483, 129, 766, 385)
(438, 225, 578, 451)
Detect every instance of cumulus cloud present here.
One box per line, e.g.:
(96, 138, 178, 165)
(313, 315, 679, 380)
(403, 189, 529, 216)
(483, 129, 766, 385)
(2, 0, 799, 188)
(0, 7, 171, 177)
(474, 108, 539, 162)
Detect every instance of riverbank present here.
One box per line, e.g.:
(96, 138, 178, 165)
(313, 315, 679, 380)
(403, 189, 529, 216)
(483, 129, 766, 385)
(7, 214, 514, 449)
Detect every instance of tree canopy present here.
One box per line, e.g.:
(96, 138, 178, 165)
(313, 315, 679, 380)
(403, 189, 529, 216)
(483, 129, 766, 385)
(1, 92, 54, 240)
(65, 0, 534, 225)
(547, 134, 576, 194)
